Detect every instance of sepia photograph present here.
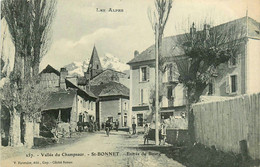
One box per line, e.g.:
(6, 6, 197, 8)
(0, 0, 260, 166)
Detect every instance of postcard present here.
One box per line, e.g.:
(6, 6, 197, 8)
(1, 0, 259, 166)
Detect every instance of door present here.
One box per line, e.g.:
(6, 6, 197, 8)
(137, 114, 143, 127)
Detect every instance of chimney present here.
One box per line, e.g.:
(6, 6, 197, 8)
(134, 50, 139, 58)
(190, 22, 196, 39)
(60, 67, 68, 89)
(204, 24, 210, 40)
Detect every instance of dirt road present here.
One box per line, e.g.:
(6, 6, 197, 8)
(1, 131, 185, 167)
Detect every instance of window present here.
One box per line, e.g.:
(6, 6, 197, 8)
(167, 86, 175, 107)
(167, 86, 172, 99)
(226, 75, 238, 94)
(231, 75, 237, 93)
(164, 63, 179, 82)
(137, 114, 143, 126)
(140, 66, 149, 82)
(208, 79, 214, 95)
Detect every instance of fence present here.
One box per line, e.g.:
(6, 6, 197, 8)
(192, 93, 260, 160)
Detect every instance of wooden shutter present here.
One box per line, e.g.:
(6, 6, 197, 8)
(172, 88, 176, 98)
(140, 89, 143, 104)
(226, 76, 230, 94)
(146, 67, 149, 81)
(139, 67, 142, 82)
(163, 67, 168, 83)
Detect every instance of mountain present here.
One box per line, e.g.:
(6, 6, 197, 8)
(64, 53, 129, 77)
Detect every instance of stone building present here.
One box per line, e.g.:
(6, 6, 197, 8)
(39, 65, 97, 136)
(91, 82, 129, 128)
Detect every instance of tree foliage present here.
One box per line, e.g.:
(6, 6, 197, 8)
(0, 76, 51, 120)
(174, 22, 244, 103)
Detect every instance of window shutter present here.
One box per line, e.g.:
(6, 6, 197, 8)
(144, 88, 148, 104)
(172, 88, 176, 98)
(163, 68, 168, 83)
(140, 89, 143, 104)
(139, 67, 142, 82)
(146, 67, 149, 81)
(226, 76, 230, 94)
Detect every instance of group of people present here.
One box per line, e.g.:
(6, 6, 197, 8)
(143, 122, 167, 145)
(103, 119, 120, 136)
(102, 118, 168, 146)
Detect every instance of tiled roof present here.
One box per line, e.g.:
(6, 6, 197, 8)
(127, 16, 260, 65)
(90, 82, 129, 97)
(42, 89, 76, 111)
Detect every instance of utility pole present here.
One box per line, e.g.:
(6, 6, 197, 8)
(155, 23, 159, 145)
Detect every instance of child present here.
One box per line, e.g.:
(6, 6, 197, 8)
(143, 124, 149, 145)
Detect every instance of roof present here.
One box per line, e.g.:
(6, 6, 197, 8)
(90, 69, 126, 81)
(42, 90, 76, 111)
(90, 82, 129, 97)
(65, 79, 97, 99)
(127, 34, 184, 64)
(40, 64, 60, 76)
(127, 16, 260, 65)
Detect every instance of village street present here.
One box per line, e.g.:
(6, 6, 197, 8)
(1, 131, 185, 167)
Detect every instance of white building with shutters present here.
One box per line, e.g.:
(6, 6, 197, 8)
(127, 51, 186, 127)
(127, 16, 260, 127)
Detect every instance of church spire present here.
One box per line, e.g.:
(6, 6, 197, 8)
(86, 45, 103, 79)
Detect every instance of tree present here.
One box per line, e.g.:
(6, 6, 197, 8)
(2, 0, 32, 83)
(1, 0, 32, 146)
(0, 76, 51, 147)
(148, 0, 173, 145)
(1, 0, 56, 147)
(173, 21, 244, 141)
(31, 0, 56, 76)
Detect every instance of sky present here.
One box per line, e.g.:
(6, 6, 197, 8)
(2, 0, 260, 71)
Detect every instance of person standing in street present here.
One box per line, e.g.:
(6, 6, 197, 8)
(143, 123, 149, 145)
(132, 121, 136, 135)
(105, 119, 111, 136)
(115, 119, 119, 132)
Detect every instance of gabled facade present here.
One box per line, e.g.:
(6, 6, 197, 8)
(39, 65, 97, 134)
